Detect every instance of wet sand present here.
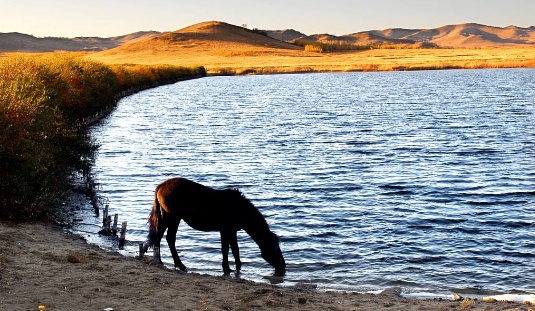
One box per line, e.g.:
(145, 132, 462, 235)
(1, 221, 529, 310)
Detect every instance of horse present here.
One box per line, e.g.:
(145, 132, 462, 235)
(147, 177, 286, 275)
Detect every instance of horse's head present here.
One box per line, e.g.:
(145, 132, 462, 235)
(260, 232, 286, 274)
(227, 188, 286, 274)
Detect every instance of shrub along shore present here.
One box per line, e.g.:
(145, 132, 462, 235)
(0, 53, 206, 221)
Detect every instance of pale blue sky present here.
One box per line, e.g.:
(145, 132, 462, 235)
(1, 0, 533, 38)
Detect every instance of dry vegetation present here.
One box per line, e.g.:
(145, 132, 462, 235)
(86, 22, 535, 75)
(89, 46, 535, 75)
(0, 53, 205, 221)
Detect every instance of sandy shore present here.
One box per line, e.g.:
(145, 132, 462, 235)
(1, 221, 530, 311)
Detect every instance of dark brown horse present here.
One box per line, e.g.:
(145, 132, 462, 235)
(147, 177, 286, 274)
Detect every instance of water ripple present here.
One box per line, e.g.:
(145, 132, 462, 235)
(78, 69, 535, 294)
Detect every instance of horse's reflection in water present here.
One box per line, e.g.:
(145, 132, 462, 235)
(146, 177, 286, 275)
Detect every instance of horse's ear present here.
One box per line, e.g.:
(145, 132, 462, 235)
(229, 187, 242, 196)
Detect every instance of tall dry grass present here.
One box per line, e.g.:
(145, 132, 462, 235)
(0, 53, 205, 221)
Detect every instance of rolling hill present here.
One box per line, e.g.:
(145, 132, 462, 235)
(296, 32, 431, 47)
(2, 21, 534, 54)
(280, 23, 535, 48)
(96, 21, 301, 56)
(371, 23, 535, 47)
(0, 31, 160, 52)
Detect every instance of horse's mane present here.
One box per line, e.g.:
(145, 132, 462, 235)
(225, 188, 256, 210)
(225, 188, 278, 246)
(230, 188, 253, 204)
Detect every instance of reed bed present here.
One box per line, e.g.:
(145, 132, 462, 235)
(0, 53, 205, 221)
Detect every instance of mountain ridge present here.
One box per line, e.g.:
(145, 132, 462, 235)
(264, 23, 535, 48)
(0, 31, 161, 52)
(1, 21, 534, 53)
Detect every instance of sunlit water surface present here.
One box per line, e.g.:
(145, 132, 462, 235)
(71, 69, 535, 295)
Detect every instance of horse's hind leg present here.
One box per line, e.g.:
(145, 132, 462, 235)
(153, 220, 168, 264)
(166, 219, 188, 271)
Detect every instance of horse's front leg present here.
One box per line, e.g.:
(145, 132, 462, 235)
(166, 220, 188, 271)
(220, 230, 241, 274)
(229, 231, 241, 272)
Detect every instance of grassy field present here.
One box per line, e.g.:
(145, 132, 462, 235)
(85, 21, 535, 75)
(0, 53, 205, 221)
(89, 46, 535, 75)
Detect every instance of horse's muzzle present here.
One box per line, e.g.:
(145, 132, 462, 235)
(274, 268, 286, 277)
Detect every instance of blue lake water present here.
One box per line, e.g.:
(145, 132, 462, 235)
(73, 69, 535, 295)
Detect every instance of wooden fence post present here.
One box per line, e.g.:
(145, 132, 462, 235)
(102, 204, 109, 228)
(91, 193, 99, 215)
(118, 222, 127, 248)
(112, 214, 119, 236)
(98, 205, 113, 236)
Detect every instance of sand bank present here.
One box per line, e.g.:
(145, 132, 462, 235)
(1, 221, 530, 310)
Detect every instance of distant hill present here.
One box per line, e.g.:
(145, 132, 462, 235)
(92, 21, 302, 63)
(2, 22, 534, 53)
(279, 23, 535, 48)
(371, 23, 535, 47)
(296, 32, 433, 47)
(264, 29, 306, 42)
(103, 21, 301, 54)
(0, 31, 160, 52)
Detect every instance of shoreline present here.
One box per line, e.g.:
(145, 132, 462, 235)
(61, 190, 518, 300)
(2, 220, 530, 310)
(88, 47, 535, 76)
(3, 68, 533, 309)
(31, 72, 532, 310)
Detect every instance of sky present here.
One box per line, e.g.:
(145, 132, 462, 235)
(1, 0, 534, 38)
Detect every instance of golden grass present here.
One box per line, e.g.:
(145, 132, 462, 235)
(88, 47, 535, 75)
(84, 21, 535, 75)
(0, 53, 205, 221)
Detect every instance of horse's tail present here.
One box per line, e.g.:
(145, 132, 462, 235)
(147, 188, 161, 248)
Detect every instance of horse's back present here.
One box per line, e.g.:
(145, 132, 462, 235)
(155, 177, 235, 231)
(157, 177, 214, 206)
(157, 177, 206, 195)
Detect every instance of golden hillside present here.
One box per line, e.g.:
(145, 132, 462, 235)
(425, 24, 535, 47)
(0, 31, 160, 52)
(89, 21, 309, 73)
(95, 21, 300, 56)
(87, 21, 535, 75)
(290, 23, 535, 48)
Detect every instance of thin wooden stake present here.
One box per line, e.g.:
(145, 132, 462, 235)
(112, 214, 118, 236)
(102, 204, 109, 227)
(91, 193, 99, 213)
(138, 242, 145, 258)
(118, 221, 127, 248)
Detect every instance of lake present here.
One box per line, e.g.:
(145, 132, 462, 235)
(72, 69, 535, 296)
